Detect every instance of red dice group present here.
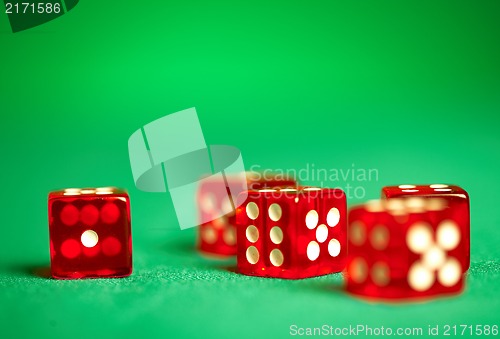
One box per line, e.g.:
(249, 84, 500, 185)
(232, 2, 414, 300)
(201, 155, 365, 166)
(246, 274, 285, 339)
(47, 182, 470, 302)
(48, 187, 132, 279)
(232, 183, 469, 300)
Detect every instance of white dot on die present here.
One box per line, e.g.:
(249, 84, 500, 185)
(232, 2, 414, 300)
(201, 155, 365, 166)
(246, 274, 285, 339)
(221, 195, 234, 214)
(405, 197, 426, 213)
(386, 199, 405, 213)
(422, 245, 446, 270)
(269, 249, 284, 267)
(370, 225, 390, 251)
(365, 200, 385, 213)
(246, 225, 259, 243)
(371, 261, 390, 287)
(350, 221, 366, 246)
(427, 198, 447, 211)
(399, 185, 416, 189)
(305, 210, 319, 229)
(307, 241, 320, 261)
(326, 208, 340, 227)
(201, 193, 217, 213)
(269, 226, 283, 244)
(437, 220, 461, 250)
(202, 226, 217, 244)
(268, 203, 282, 222)
(316, 224, 328, 243)
(328, 239, 341, 257)
(438, 257, 462, 287)
(63, 188, 81, 196)
(81, 230, 99, 248)
(211, 216, 227, 230)
(408, 262, 435, 291)
(223, 226, 236, 246)
(349, 257, 368, 283)
(246, 202, 259, 220)
(246, 246, 259, 264)
(96, 187, 114, 195)
(406, 222, 433, 254)
(430, 184, 449, 189)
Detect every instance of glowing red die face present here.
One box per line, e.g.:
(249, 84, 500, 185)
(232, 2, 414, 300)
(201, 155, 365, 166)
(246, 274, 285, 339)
(346, 198, 466, 300)
(235, 187, 347, 279)
(48, 188, 132, 279)
(382, 184, 470, 270)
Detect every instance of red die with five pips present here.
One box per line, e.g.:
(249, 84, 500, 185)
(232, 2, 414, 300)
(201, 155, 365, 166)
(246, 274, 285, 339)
(345, 184, 469, 300)
(382, 184, 470, 270)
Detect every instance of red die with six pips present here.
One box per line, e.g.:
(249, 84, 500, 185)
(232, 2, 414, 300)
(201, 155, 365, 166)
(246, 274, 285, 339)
(236, 187, 347, 279)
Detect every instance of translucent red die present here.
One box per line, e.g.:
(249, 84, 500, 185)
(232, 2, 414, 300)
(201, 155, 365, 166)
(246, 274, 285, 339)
(48, 187, 132, 279)
(235, 187, 347, 279)
(382, 184, 470, 270)
(346, 198, 466, 300)
(197, 174, 296, 257)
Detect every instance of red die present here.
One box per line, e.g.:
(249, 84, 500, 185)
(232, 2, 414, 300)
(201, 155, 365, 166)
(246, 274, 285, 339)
(48, 187, 132, 279)
(382, 184, 470, 270)
(197, 173, 296, 257)
(346, 198, 466, 300)
(235, 187, 347, 279)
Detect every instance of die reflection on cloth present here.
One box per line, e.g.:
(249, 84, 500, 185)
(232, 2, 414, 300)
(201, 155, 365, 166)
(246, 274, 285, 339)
(382, 184, 470, 270)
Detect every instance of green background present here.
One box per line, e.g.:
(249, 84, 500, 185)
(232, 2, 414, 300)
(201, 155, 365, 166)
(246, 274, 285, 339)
(1, 1, 499, 338)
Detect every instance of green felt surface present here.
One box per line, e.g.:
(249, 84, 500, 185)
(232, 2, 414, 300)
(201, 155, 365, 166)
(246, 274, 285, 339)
(1, 1, 500, 338)
(2, 235, 500, 338)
